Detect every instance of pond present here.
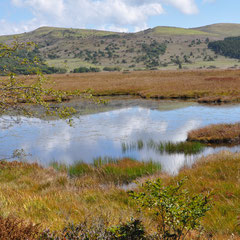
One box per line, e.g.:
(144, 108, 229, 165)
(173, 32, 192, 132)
(1, 99, 240, 174)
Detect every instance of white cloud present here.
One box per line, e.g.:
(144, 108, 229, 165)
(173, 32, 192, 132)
(166, 0, 198, 14)
(6, 0, 200, 35)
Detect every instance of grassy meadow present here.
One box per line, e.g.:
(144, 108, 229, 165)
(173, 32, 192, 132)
(38, 69, 240, 103)
(0, 151, 239, 239)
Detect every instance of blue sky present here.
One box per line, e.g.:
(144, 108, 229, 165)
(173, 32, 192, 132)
(0, 0, 239, 35)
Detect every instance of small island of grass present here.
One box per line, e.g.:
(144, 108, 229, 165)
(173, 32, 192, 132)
(187, 123, 240, 144)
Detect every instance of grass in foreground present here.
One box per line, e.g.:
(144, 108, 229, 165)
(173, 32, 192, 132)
(160, 151, 240, 237)
(0, 161, 141, 232)
(51, 157, 161, 184)
(0, 151, 239, 239)
(187, 122, 240, 144)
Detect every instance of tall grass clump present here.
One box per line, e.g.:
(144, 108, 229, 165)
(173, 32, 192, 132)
(159, 141, 204, 154)
(51, 157, 162, 184)
(96, 158, 161, 184)
(122, 140, 204, 155)
(187, 123, 240, 144)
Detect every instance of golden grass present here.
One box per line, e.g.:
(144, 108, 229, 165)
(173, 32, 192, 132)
(0, 150, 240, 239)
(187, 123, 240, 143)
(159, 151, 240, 237)
(10, 69, 240, 103)
(0, 160, 154, 233)
(41, 69, 240, 102)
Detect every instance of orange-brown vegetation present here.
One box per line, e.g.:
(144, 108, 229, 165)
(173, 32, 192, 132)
(0, 151, 239, 239)
(187, 123, 240, 143)
(39, 69, 240, 103)
(0, 216, 39, 240)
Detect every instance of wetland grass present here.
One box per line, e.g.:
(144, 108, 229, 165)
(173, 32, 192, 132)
(161, 151, 240, 236)
(187, 122, 240, 144)
(51, 157, 162, 184)
(15, 69, 240, 103)
(0, 151, 239, 239)
(122, 140, 204, 155)
(41, 69, 240, 103)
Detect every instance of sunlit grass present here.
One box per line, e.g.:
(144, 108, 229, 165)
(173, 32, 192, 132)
(160, 151, 240, 236)
(15, 69, 240, 103)
(0, 150, 239, 239)
(0, 161, 137, 231)
(51, 157, 161, 184)
(187, 122, 240, 144)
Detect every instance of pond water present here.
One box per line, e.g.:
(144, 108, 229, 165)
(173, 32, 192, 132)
(1, 100, 240, 174)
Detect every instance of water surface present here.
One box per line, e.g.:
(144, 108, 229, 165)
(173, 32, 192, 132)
(1, 100, 240, 174)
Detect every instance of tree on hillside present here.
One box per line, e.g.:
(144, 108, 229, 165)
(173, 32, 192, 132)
(0, 41, 99, 120)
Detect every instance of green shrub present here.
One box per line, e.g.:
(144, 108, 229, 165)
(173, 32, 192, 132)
(109, 219, 146, 240)
(103, 66, 121, 72)
(129, 178, 211, 240)
(73, 67, 100, 73)
(40, 219, 146, 240)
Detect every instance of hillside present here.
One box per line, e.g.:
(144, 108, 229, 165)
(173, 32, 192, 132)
(1, 23, 240, 72)
(193, 23, 240, 37)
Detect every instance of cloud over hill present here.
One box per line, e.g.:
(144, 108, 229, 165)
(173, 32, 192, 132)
(7, 0, 201, 34)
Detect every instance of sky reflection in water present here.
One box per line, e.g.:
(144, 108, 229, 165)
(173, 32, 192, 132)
(1, 103, 240, 174)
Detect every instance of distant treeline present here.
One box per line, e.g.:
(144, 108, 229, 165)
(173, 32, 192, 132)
(0, 48, 67, 75)
(208, 36, 240, 59)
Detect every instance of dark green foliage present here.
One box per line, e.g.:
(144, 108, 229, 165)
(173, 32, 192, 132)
(208, 36, 240, 59)
(0, 46, 66, 75)
(39, 219, 146, 240)
(103, 66, 121, 72)
(72, 66, 101, 73)
(138, 41, 167, 68)
(109, 219, 146, 240)
(142, 41, 166, 58)
(129, 178, 212, 240)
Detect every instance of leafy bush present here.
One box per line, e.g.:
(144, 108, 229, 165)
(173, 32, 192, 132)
(73, 66, 101, 73)
(109, 219, 146, 240)
(103, 66, 121, 72)
(39, 219, 145, 240)
(129, 178, 211, 240)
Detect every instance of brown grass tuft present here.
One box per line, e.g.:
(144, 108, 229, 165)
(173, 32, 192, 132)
(0, 216, 39, 240)
(187, 123, 240, 143)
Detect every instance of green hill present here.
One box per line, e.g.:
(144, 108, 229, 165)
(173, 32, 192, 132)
(1, 23, 240, 72)
(152, 26, 208, 36)
(193, 23, 240, 37)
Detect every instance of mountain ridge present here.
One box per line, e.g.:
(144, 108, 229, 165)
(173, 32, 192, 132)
(1, 23, 240, 72)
